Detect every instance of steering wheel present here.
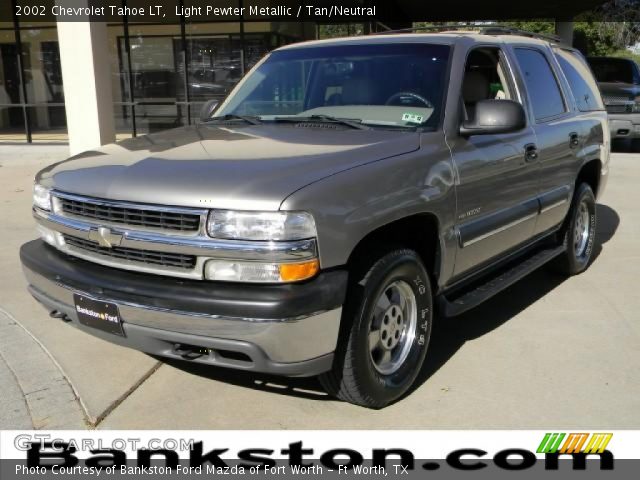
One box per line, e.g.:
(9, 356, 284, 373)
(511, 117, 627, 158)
(385, 92, 433, 108)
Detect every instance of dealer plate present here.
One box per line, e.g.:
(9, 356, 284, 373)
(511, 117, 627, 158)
(73, 294, 125, 337)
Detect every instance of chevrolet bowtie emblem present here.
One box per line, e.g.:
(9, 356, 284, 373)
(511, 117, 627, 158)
(88, 227, 123, 248)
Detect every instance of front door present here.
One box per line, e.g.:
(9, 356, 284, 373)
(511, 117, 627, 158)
(449, 46, 540, 277)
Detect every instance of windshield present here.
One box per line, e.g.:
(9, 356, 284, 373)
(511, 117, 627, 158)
(215, 43, 451, 129)
(588, 57, 640, 84)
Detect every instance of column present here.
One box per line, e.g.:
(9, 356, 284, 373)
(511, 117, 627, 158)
(555, 21, 575, 46)
(56, 14, 115, 155)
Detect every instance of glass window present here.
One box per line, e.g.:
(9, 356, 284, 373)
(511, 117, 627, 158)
(134, 104, 186, 135)
(0, 25, 20, 106)
(217, 43, 451, 129)
(587, 57, 640, 85)
(28, 105, 67, 141)
(107, 23, 134, 139)
(514, 48, 566, 121)
(462, 48, 518, 121)
(16, 22, 67, 142)
(107, 15, 314, 138)
(126, 25, 182, 102)
(554, 49, 604, 112)
(0, 24, 26, 142)
(184, 24, 244, 102)
(20, 26, 65, 104)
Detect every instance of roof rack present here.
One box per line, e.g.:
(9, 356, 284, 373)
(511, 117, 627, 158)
(480, 26, 563, 44)
(373, 24, 563, 44)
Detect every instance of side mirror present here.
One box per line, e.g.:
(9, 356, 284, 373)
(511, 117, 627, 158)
(199, 100, 219, 123)
(460, 99, 526, 136)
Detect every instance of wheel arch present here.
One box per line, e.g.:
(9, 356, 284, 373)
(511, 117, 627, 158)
(346, 213, 442, 286)
(576, 158, 602, 197)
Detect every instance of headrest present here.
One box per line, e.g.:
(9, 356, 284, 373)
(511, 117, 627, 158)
(341, 77, 377, 105)
(463, 71, 491, 104)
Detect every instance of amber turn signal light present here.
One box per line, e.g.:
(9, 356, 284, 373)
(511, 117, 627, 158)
(279, 259, 320, 282)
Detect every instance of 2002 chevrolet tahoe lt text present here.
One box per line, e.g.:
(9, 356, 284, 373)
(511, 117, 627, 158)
(21, 30, 610, 408)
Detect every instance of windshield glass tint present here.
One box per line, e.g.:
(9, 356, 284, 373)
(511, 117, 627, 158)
(588, 58, 638, 84)
(216, 43, 451, 128)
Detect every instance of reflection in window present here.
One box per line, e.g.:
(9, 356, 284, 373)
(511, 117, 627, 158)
(0, 21, 67, 142)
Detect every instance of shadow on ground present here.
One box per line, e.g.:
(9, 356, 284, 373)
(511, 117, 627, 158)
(163, 204, 620, 404)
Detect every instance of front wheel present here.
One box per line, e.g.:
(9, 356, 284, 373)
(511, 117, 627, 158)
(319, 249, 433, 409)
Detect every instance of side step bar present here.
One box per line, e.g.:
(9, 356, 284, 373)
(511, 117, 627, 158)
(437, 245, 566, 317)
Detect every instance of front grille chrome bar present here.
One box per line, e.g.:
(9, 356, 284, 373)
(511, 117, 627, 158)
(52, 191, 209, 237)
(63, 235, 197, 270)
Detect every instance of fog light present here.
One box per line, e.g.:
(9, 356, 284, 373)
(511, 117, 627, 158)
(205, 259, 319, 283)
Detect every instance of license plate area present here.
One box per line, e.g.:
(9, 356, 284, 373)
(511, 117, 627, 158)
(73, 294, 125, 337)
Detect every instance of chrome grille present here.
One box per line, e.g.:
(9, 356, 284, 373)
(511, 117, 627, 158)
(606, 103, 633, 114)
(63, 235, 197, 270)
(603, 94, 634, 103)
(58, 197, 201, 232)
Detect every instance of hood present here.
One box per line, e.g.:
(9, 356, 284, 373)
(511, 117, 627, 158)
(38, 124, 420, 210)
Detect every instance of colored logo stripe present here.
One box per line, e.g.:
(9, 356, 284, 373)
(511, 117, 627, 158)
(583, 433, 613, 454)
(560, 433, 589, 454)
(537, 433, 566, 453)
(537, 433, 612, 454)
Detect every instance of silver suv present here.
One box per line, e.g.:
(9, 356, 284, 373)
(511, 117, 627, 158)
(21, 29, 609, 408)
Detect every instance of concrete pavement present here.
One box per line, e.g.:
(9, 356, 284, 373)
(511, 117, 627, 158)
(0, 145, 638, 429)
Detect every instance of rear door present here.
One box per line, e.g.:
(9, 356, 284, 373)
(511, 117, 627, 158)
(510, 46, 579, 235)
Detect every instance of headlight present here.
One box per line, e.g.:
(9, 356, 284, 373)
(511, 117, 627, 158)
(207, 210, 316, 241)
(33, 184, 52, 211)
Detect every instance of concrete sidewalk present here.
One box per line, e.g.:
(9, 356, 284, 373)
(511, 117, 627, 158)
(0, 145, 638, 429)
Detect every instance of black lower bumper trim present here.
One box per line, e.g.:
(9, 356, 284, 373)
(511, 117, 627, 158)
(20, 240, 347, 320)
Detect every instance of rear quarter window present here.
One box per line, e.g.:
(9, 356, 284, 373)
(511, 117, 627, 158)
(554, 49, 605, 112)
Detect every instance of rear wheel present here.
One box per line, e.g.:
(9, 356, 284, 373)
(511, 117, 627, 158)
(553, 183, 597, 276)
(319, 249, 433, 409)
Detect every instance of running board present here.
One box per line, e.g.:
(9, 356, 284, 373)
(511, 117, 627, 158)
(438, 245, 566, 317)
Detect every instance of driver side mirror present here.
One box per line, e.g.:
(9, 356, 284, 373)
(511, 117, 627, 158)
(199, 100, 219, 123)
(460, 99, 526, 137)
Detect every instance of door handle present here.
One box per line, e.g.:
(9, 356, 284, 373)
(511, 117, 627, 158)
(569, 132, 580, 149)
(524, 143, 539, 162)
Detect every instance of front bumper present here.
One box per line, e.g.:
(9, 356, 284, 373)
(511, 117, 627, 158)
(608, 113, 640, 139)
(20, 240, 347, 377)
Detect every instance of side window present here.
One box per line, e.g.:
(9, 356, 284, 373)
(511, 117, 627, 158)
(462, 47, 517, 121)
(554, 49, 605, 112)
(514, 48, 566, 121)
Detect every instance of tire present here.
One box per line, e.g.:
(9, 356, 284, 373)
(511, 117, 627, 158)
(553, 183, 597, 276)
(612, 138, 631, 153)
(319, 249, 433, 409)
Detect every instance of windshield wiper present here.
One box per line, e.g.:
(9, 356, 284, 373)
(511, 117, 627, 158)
(275, 115, 371, 130)
(205, 114, 262, 125)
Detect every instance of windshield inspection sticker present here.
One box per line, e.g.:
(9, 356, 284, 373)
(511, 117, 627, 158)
(402, 112, 425, 124)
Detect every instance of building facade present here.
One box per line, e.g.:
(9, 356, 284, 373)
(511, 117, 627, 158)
(2, 0, 595, 149)
(0, 0, 320, 144)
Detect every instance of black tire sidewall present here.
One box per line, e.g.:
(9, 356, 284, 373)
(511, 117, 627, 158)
(565, 184, 597, 273)
(350, 251, 433, 405)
